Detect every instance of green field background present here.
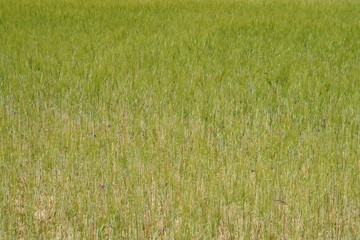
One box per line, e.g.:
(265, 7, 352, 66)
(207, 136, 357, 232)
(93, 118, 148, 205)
(0, 0, 359, 239)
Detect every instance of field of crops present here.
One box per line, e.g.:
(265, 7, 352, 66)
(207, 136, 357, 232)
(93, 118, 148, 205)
(1, 0, 359, 239)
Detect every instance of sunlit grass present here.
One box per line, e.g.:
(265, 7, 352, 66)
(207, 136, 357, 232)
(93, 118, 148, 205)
(0, 0, 359, 239)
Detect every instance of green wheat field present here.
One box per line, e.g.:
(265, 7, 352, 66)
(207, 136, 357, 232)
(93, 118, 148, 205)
(0, 0, 359, 239)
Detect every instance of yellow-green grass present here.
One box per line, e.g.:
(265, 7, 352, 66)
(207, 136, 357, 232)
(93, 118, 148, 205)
(0, 0, 359, 239)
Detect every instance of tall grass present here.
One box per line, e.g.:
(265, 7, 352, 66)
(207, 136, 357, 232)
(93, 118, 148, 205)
(0, 0, 359, 239)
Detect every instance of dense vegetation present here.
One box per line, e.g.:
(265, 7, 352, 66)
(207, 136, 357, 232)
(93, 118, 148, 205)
(1, 0, 359, 238)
